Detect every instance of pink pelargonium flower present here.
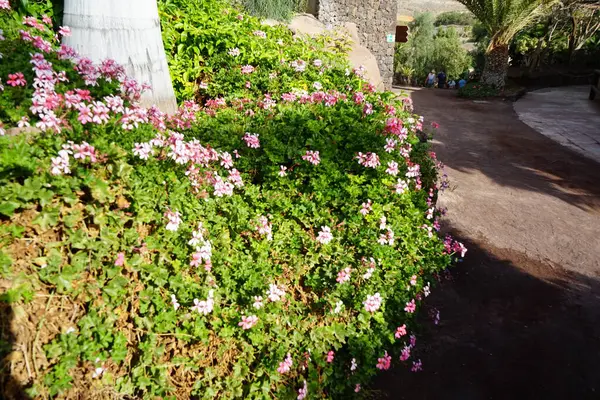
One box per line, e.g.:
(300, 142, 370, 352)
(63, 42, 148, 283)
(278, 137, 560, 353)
(277, 353, 293, 374)
(386, 161, 399, 176)
(376, 351, 391, 370)
(356, 152, 380, 168)
(411, 359, 423, 372)
(213, 175, 234, 197)
(278, 165, 287, 177)
(238, 315, 259, 330)
(171, 294, 180, 310)
(191, 290, 215, 315)
(363, 293, 382, 312)
(267, 284, 286, 302)
(400, 346, 411, 361)
(410, 334, 417, 347)
(58, 26, 71, 36)
(255, 215, 273, 241)
(243, 132, 260, 148)
(395, 178, 409, 194)
(133, 142, 153, 160)
(0, 0, 11, 10)
(326, 350, 335, 363)
(164, 209, 182, 232)
(336, 267, 351, 284)
(360, 199, 372, 216)
(431, 121, 440, 129)
(241, 65, 255, 74)
(316, 226, 333, 244)
(7, 72, 27, 87)
(302, 150, 320, 165)
(297, 380, 308, 400)
(355, 384, 361, 393)
(384, 138, 397, 153)
(395, 324, 407, 338)
(114, 252, 125, 266)
(404, 299, 417, 314)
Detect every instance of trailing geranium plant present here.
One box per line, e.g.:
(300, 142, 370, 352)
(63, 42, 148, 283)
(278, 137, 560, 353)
(0, 3, 465, 399)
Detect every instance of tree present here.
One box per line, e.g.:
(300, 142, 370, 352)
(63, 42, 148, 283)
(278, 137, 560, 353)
(456, 0, 557, 87)
(566, 2, 600, 63)
(63, 0, 178, 113)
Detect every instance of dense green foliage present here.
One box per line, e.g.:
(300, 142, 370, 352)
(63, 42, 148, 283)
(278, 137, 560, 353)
(434, 11, 475, 27)
(159, 0, 353, 101)
(0, 1, 461, 398)
(395, 13, 472, 84)
(238, 0, 306, 21)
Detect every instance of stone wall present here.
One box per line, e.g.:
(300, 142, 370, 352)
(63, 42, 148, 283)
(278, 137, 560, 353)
(316, 0, 397, 89)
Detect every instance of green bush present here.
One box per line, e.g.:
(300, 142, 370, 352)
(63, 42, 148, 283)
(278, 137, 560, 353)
(0, 2, 464, 399)
(457, 82, 499, 98)
(239, 0, 306, 21)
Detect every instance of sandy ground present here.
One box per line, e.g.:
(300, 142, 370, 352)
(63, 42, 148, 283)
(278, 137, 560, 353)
(375, 88, 600, 399)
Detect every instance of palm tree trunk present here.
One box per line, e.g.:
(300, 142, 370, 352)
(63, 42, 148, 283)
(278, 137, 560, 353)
(63, 0, 178, 114)
(481, 43, 509, 88)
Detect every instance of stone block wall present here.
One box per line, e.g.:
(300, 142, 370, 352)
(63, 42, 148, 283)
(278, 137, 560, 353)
(316, 0, 397, 88)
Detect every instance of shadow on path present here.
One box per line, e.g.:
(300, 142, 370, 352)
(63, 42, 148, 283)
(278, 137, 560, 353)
(410, 89, 600, 213)
(374, 228, 600, 399)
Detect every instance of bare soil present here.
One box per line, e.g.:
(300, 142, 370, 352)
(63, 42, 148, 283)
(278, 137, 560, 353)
(375, 88, 600, 399)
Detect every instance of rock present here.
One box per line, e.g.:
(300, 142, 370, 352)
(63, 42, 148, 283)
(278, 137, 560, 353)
(287, 14, 384, 91)
(348, 44, 384, 91)
(261, 19, 282, 27)
(288, 14, 327, 36)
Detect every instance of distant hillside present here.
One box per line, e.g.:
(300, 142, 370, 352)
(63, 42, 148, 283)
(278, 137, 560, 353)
(397, 0, 466, 16)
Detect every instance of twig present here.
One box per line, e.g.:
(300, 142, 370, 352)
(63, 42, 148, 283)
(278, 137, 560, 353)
(31, 293, 54, 377)
(18, 344, 33, 379)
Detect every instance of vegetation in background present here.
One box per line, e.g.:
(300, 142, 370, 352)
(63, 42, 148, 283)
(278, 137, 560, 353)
(0, 0, 461, 398)
(237, 0, 306, 21)
(394, 13, 472, 84)
(457, 81, 500, 98)
(455, 0, 557, 88)
(434, 11, 475, 27)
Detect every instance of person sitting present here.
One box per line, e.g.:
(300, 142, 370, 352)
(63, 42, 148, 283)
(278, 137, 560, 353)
(437, 71, 447, 88)
(448, 80, 456, 89)
(458, 78, 467, 88)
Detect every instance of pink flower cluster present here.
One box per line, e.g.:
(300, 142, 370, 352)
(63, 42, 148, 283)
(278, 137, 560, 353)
(243, 132, 260, 148)
(189, 223, 212, 271)
(395, 324, 407, 338)
(363, 293, 382, 312)
(376, 351, 391, 370)
(267, 284, 286, 302)
(326, 350, 335, 363)
(297, 380, 308, 400)
(336, 267, 351, 284)
(7, 72, 26, 87)
(316, 226, 333, 244)
(278, 353, 293, 374)
(50, 141, 97, 175)
(238, 315, 259, 330)
(443, 235, 468, 257)
(361, 257, 376, 279)
(0, 0, 11, 10)
(255, 215, 273, 240)
(302, 150, 320, 165)
(191, 289, 215, 315)
(164, 209, 182, 232)
(359, 199, 372, 216)
(356, 152, 380, 168)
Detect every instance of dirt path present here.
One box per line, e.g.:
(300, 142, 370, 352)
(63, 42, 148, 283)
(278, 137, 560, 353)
(374, 89, 600, 399)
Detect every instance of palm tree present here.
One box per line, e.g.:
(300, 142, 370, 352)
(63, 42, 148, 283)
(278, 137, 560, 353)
(456, 0, 557, 87)
(63, 0, 177, 113)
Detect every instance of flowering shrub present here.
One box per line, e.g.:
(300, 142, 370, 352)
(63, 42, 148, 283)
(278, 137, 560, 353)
(159, 0, 356, 101)
(0, 2, 464, 399)
(457, 82, 500, 99)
